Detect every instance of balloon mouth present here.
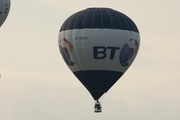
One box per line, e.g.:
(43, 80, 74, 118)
(90, 91, 105, 100)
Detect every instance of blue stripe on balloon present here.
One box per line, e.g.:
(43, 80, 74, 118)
(60, 8, 139, 33)
(73, 70, 124, 100)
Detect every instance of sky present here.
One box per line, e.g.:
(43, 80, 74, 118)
(0, 0, 180, 119)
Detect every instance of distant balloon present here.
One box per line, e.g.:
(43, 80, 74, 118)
(58, 7, 140, 112)
(0, 0, 10, 27)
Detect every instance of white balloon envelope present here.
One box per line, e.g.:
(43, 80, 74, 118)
(58, 8, 140, 112)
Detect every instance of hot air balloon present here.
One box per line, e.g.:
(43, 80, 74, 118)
(0, 0, 10, 27)
(58, 8, 140, 112)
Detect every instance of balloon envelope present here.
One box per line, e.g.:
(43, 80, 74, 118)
(58, 8, 140, 100)
(0, 0, 10, 27)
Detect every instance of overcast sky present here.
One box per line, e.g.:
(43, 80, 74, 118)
(0, 0, 180, 119)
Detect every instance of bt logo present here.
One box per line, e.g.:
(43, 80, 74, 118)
(93, 46, 120, 60)
(93, 39, 139, 67)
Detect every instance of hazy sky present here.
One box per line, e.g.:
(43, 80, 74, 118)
(0, 0, 180, 119)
